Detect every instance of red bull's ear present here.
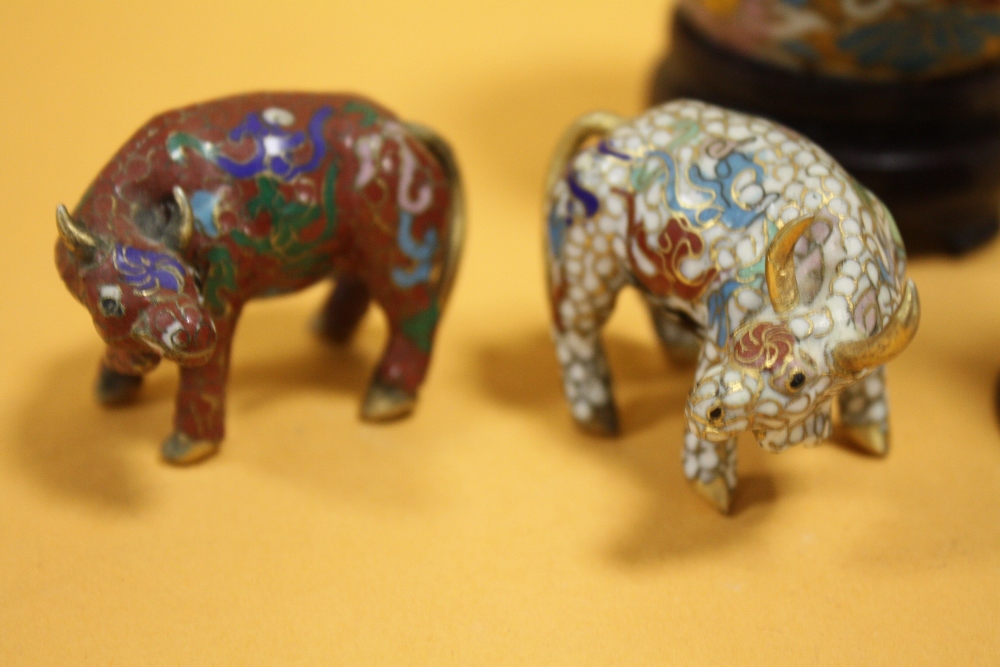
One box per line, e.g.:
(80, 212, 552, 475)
(135, 299, 217, 365)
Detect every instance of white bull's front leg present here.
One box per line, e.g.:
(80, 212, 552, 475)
(682, 429, 738, 514)
(682, 343, 753, 514)
(838, 365, 890, 456)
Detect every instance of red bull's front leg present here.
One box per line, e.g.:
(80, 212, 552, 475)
(161, 311, 241, 465)
(95, 347, 161, 405)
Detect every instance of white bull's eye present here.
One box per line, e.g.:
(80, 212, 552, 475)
(708, 403, 724, 425)
(788, 372, 807, 391)
(98, 284, 124, 318)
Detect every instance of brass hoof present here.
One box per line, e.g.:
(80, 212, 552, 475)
(161, 432, 220, 465)
(691, 476, 733, 514)
(842, 424, 890, 457)
(576, 402, 621, 437)
(361, 381, 416, 422)
(95, 368, 143, 406)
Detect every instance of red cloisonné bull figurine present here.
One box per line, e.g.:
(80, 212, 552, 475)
(55, 93, 464, 464)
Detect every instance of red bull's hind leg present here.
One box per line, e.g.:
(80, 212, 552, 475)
(314, 274, 371, 344)
(361, 320, 433, 422)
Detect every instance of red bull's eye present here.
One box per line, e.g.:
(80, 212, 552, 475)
(98, 285, 124, 318)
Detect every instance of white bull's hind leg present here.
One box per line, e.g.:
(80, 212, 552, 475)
(646, 300, 702, 365)
(554, 327, 618, 435)
(838, 365, 890, 456)
(550, 239, 626, 436)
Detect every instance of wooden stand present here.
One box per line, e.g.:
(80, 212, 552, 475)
(652, 14, 1000, 254)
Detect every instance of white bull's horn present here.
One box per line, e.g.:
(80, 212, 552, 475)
(765, 214, 814, 313)
(56, 204, 97, 254)
(173, 185, 194, 249)
(833, 280, 920, 374)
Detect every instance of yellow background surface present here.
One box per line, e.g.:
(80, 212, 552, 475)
(2, 1, 999, 664)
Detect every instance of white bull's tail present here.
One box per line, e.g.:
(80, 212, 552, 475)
(544, 111, 627, 196)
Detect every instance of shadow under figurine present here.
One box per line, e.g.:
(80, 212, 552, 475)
(544, 100, 919, 514)
(55, 93, 464, 464)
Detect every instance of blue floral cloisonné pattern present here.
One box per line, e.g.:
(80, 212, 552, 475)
(113, 244, 186, 294)
(707, 279, 743, 347)
(391, 212, 439, 288)
(215, 107, 334, 181)
(567, 173, 600, 218)
(838, 8, 1000, 73)
(681, 0, 1000, 79)
(190, 190, 220, 237)
(547, 205, 568, 259)
(597, 139, 631, 161)
(634, 150, 772, 230)
(688, 151, 775, 228)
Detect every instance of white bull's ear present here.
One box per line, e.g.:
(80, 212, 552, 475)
(172, 186, 194, 251)
(56, 205, 97, 258)
(833, 280, 920, 374)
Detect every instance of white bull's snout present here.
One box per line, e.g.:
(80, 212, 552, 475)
(687, 365, 760, 442)
(688, 362, 834, 452)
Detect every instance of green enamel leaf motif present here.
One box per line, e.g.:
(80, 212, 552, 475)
(203, 246, 237, 315)
(400, 303, 440, 353)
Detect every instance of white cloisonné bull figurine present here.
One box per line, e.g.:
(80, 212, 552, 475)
(544, 100, 920, 513)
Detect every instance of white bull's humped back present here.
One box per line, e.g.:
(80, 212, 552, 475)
(549, 99, 907, 353)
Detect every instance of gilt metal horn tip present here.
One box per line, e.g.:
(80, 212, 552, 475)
(833, 280, 920, 375)
(55, 204, 96, 252)
(172, 185, 194, 248)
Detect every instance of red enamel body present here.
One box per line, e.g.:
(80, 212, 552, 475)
(55, 92, 464, 463)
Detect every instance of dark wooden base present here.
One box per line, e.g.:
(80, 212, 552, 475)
(651, 14, 1000, 254)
